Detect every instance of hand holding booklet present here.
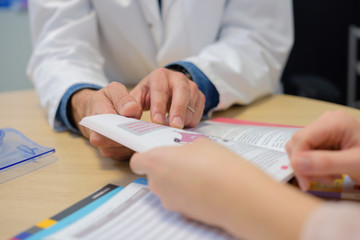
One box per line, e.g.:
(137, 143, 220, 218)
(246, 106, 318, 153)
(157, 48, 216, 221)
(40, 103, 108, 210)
(14, 115, 301, 240)
(80, 114, 299, 182)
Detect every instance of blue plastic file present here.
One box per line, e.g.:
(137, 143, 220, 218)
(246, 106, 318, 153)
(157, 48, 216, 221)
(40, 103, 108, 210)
(0, 128, 56, 183)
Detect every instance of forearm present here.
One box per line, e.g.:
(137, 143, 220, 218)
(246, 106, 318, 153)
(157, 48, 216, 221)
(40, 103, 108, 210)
(301, 201, 360, 240)
(217, 168, 322, 240)
(28, 1, 108, 129)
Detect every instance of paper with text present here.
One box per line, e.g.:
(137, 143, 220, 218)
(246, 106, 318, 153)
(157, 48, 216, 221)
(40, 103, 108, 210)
(191, 121, 299, 152)
(80, 114, 297, 182)
(46, 181, 237, 240)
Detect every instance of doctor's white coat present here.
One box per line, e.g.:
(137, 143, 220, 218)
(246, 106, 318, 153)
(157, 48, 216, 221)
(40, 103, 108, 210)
(27, 0, 293, 130)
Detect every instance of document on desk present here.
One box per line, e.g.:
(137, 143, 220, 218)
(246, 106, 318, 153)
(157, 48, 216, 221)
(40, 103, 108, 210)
(46, 179, 237, 240)
(80, 114, 298, 182)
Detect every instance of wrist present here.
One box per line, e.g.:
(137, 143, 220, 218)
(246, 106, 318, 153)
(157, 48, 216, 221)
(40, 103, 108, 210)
(226, 178, 322, 240)
(70, 89, 96, 132)
(166, 65, 192, 80)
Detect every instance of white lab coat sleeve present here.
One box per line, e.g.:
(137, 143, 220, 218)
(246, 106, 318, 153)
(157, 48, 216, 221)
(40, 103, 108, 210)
(27, 0, 108, 130)
(185, 0, 294, 111)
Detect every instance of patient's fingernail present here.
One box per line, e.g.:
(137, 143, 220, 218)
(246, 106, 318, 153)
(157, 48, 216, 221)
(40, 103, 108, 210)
(172, 116, 184, 128)
(297, 178, 309, 191)
(298, 157, 309, 172)
(154, 113, 164, 124)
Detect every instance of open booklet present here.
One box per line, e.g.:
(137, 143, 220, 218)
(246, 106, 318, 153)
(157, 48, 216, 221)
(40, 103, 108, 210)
(13, 117, 300, 240)
(80, 114, 300, 182)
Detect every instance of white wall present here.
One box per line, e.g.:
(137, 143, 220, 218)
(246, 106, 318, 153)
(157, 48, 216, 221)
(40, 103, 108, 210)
(0, 9, 33, 92)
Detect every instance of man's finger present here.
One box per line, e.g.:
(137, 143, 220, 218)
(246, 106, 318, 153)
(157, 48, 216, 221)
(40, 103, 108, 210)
(184, 83, 205, 127)
(89, 132, 122, 147)
(98, 146, 134, 160)
(103, 82, 142, 119)
(130, 84, 151, 110)
(168, 77, 191, 129)
(148, 74, 171, 125)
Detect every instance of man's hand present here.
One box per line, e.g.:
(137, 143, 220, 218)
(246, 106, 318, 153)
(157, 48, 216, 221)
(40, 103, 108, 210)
(130, 68, 205, 129)
(70, 67, 206, 159)
(71, 82, 142, 160)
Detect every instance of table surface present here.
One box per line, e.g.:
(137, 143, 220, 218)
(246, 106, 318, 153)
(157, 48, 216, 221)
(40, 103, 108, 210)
(1, 90, 360, 238)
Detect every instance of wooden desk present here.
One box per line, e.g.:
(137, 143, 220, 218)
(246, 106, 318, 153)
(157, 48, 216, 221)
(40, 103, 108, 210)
(1, 90, 360, 238)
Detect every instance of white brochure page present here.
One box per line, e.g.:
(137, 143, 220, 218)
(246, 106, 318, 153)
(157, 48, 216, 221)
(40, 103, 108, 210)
(218, 140, 293, 182)
(193, 121, 300, 152)
(46, 182, 237, 240)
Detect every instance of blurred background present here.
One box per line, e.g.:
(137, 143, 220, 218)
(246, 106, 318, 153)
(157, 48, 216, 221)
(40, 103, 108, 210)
(282, 0, 360, 108)
(1, 0, 360, 108)
(0, 0, 32, 92)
